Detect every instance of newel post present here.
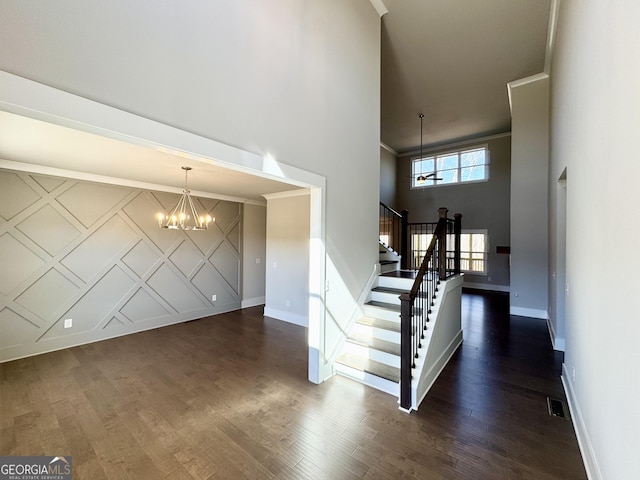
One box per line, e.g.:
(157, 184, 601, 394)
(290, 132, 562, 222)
(437, 207, 448, 279)
(400, 210, 409, 270)
(454, 213, 462, 274)
(399, 292, 412, 411)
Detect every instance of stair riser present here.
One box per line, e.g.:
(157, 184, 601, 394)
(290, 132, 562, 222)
(380, 263, 398, 274)
(379, 250, 400, 262)
(334, 363, 400, 397)
(353, 323, 400, 343)
(343, 342, 401, 368)
(377, 276, 415, 290)
(370, 290, 403, 305)
(363, 305, 401, 322)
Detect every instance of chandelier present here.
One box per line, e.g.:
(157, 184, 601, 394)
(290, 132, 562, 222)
(156, 166, 213, 230)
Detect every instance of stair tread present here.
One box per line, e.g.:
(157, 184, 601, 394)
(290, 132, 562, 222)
(372, 286, 408, 295)
(365, 300, 401, 311)
(356, 316, 400, 332)
(336, 352, 400, 383)
(347, 333, 400, 355)
(379, 260, 400, 265)
(380, 270, 419, 279)
(365, 300, 423, 316)
(372, 286, 430, 299)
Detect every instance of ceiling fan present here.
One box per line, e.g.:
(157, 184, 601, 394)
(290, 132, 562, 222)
(416, 172, 441, 183)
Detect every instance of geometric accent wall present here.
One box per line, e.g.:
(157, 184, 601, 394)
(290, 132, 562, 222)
(0, 169, 242, 362)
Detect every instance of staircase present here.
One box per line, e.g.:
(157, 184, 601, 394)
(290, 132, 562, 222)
(334, 208, 464, 411)
(334, 246, 412, 397)
(334, 238, 462, 412)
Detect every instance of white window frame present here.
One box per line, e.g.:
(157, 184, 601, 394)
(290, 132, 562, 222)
(458, 229, 488, 275)
(409, 229, 489, 275)
(411, 144, 490, 189)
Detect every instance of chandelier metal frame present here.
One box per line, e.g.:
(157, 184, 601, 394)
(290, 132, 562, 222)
(156, 166, 213, 231)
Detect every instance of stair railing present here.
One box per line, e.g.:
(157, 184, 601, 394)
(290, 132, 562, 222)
(407, 221, 439, 270)
(399, 208, 462, 411)
(379, 202, 409, 267)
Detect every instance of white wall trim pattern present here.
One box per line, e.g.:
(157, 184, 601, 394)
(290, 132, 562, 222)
(0, 169, 242, 362)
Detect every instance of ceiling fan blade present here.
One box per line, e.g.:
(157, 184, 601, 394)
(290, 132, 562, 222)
(415, 172, 443, 183)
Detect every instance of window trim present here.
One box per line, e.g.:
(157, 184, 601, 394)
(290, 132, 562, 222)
(458, 229, 489, 275)
(411, 144, 490, 189)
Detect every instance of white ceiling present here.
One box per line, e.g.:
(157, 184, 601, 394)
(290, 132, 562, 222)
(381, 0, 552, 153)
(0, 111, 301, 203)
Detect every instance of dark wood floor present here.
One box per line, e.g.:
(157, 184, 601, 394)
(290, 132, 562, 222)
(0, 290, 586, 479)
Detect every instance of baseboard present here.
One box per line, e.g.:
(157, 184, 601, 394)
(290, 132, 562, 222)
(0, 304, 242, 364)
(241, 296, 265, 308)
(463, 281, 510, 293)
(510, 306, 548, 319)
(546, 317, 566, 351)
(562, 364, 602, 480)
(263, 307, 308, 327)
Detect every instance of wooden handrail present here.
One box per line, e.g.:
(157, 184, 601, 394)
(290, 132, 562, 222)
(408, 219, 447, 298)
(380, 202, 403, 218)
(379, 203, 409, 264)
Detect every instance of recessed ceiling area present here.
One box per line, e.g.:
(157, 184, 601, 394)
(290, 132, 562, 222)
(381, 0, 552, 153)
(0, 111, 304, 203)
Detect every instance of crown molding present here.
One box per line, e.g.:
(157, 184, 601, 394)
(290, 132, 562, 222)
(262, 189, 310, 201)
(507, 73, 549, 112)
(399, 131, 512, 158)
(380, 142, 399, 157)
(544, 0, 561, 74)
(0, 159, 256, 204)
(369, 0, 388, 18)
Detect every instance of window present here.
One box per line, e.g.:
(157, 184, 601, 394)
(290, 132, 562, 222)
(409, 230, 488, 274)
(412, 145, 489, 188)
(459, 231, 488, 274)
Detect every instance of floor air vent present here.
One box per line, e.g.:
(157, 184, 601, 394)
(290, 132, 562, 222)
(547, 397, 568, 419)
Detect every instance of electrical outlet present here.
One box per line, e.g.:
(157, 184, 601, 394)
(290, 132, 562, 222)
(64, 318, 73, 329)
(256, 258, 261, 264)
(571, 366, 576, 382)
(211, 294, 217, 302)
(286, 300, 290, 307)
(488, 276, 492, 282)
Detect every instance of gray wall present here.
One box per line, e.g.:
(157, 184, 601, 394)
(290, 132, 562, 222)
(380, 146, 397, 206)
(509, 76, 549, 319)
(241, 204, 266, 308)
(0, 169, 241, 362)
(394, 135, 511, 290)
(264, 192, 310, 327)
(550, 1, 640, 477)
